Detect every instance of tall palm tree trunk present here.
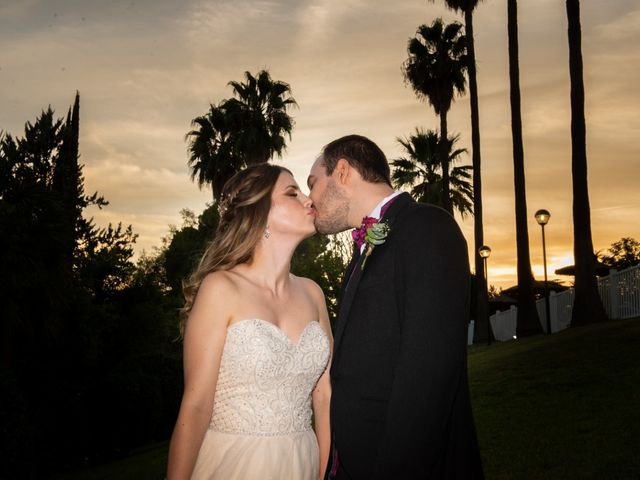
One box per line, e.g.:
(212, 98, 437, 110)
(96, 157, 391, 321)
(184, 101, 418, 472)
(465, 9, 491, 343)
(439, 112, 453, 214)
(508, 0, 542, 337)
(566, 0, 608, 326)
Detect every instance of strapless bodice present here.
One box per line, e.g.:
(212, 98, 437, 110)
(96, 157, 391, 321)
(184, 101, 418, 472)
(209, 318, 330, 436)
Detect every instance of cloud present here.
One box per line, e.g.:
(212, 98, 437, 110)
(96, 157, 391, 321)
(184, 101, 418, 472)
(83, 160, 211, 253)
(0, 0, 40, 18)
(83, 160, 209, 213)
(1, 0, 639, 287)
(594, 8, 640, 41)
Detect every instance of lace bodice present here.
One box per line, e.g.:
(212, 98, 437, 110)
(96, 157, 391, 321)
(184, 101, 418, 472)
(209, 319, 330, 436)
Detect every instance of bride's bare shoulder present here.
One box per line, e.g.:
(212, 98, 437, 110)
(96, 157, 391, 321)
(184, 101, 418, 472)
(197, 270, 240, 305)
(183, 271, 239, 339)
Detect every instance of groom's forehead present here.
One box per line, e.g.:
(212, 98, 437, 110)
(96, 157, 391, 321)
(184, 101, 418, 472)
(306, 173, 316, 189)
(310, 157, 327, 174)
(307, 160, 323, 185)
(307, 160, 321, 178)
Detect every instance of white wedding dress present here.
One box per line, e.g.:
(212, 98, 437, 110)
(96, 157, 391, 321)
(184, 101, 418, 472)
(191, 318, 330, 480)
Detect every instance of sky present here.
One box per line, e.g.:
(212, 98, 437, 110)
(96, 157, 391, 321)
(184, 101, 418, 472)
(1, 0, 639, 289)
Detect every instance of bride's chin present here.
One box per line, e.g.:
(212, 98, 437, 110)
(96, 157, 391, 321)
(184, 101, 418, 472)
(302, 226, 317, 239)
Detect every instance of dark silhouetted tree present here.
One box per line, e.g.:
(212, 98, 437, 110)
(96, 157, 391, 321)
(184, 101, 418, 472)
(0, 95, 180, 477)
(433, 0, 490, 343)
(599, 237, 640, 270)
(292, 234, 347, 325)
(566, 0, 608, 326)
(187, 70, 297, 201)
(52, 92, 81, 268)
(163, 206, 220, 295)
(507, 0, 542, 336)
(391, 128, 473, 217)
(403, 18, 467, 215)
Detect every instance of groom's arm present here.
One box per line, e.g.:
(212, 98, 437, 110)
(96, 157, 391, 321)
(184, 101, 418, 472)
(371, 206, 470, 479)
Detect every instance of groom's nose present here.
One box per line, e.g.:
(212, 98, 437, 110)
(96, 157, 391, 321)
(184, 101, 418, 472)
(302, 194, 313, 208)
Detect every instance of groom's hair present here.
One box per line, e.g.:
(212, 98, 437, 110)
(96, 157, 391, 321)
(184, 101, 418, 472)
(320, 134, 392, 186)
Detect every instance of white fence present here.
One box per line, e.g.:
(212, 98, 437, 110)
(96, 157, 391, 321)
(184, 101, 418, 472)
(486, 264, 640, 341)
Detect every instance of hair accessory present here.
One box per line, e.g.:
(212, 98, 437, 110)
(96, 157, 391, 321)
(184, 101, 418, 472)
(217, 197, 229, 216)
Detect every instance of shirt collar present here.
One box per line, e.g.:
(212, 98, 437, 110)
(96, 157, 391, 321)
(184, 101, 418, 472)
(367, 191, 403, 220)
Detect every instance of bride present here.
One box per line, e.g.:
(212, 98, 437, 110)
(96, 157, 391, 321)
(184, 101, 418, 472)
(167, 164, 332, 480)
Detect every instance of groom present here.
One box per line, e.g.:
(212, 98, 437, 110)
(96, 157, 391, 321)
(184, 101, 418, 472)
(308, 135, 483, 479)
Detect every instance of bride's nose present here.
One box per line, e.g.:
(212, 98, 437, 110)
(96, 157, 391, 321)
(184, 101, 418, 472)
(301, 193, 313, 208)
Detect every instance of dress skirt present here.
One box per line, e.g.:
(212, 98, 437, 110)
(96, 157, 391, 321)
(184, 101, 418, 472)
(191, 429, 319, 480)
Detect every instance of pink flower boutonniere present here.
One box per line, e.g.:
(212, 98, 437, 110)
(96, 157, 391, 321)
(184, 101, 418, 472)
(352, 216, 378, 248)
(357, 218, 391, 270)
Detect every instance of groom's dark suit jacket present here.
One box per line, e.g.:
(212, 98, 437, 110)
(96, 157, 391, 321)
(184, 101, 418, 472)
(328, 193, 483, 479)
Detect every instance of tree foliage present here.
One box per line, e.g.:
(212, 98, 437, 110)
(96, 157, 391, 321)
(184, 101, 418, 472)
(391, 128, 473, 218)
(599, 237, 640, 270)
(403, 19, 467, 116)
(403, 17, 467, 215)
(292, 234, 349, 325)
(0, 96, 181, 477)
(187, 70, 297, 201)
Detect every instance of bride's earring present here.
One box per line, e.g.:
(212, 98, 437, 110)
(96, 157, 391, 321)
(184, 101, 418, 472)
(264, 226, 271, 239)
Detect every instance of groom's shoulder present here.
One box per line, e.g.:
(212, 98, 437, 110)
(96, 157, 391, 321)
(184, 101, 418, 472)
(393, 202, 468, 260)
(396, 201, 460, 235)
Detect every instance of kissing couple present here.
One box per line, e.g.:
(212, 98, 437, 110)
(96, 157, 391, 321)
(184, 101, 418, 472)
(167, 135, 484, 479)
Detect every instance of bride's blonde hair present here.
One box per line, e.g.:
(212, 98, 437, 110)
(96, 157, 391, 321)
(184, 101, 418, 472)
(180, 163, 291, 335)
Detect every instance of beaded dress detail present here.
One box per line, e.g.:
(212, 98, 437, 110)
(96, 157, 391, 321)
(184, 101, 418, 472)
(191, 319, 330, 480)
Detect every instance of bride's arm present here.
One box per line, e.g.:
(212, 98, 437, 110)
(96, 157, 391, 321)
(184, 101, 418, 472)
(166, 273, 235, 480)
(309, 281, 333, 480)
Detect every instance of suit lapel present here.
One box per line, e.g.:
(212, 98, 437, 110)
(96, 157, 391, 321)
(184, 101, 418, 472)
(339, 246, 361, 299)
(333, 193, 414, 359)
(333, 250, 365, 354)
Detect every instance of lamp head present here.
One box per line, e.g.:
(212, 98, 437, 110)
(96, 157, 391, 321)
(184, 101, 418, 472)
(535, 209, 551, 226)
(479, 245, 491, 259)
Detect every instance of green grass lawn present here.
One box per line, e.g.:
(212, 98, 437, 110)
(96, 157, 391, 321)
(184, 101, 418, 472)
(52, 317, 640, 479)
(468, 317, 640, 479)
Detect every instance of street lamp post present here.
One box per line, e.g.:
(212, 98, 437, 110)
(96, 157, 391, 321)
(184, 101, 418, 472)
(535, 209, 552, 335)
(478, 245, 492, 345)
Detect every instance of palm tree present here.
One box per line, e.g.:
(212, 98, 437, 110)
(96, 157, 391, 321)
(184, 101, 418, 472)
(432, 0, 489, 342)
(403, 18, 467, 215)
(566, 0, 608, 326)
(186, 103, 238, 202)
(225, 70, 298, 165)
(392, 128, 473, 217)
(507, 0, 542, 337)
(187, 70, 297, 201)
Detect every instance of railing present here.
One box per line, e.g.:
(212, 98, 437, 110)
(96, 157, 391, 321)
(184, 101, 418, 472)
(598, 265, 640, 320)
(536, 289, 574, 334)
(485, 263, 640, 341)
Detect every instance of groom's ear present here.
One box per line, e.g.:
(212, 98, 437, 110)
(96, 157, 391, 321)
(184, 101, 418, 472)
(335, 158, 351, 185)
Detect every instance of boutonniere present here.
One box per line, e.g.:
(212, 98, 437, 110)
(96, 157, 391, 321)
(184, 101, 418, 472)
(360, 219, 391, 270)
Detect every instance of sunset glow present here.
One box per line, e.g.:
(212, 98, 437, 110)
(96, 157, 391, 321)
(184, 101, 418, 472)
(1, 0, 638, 289)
